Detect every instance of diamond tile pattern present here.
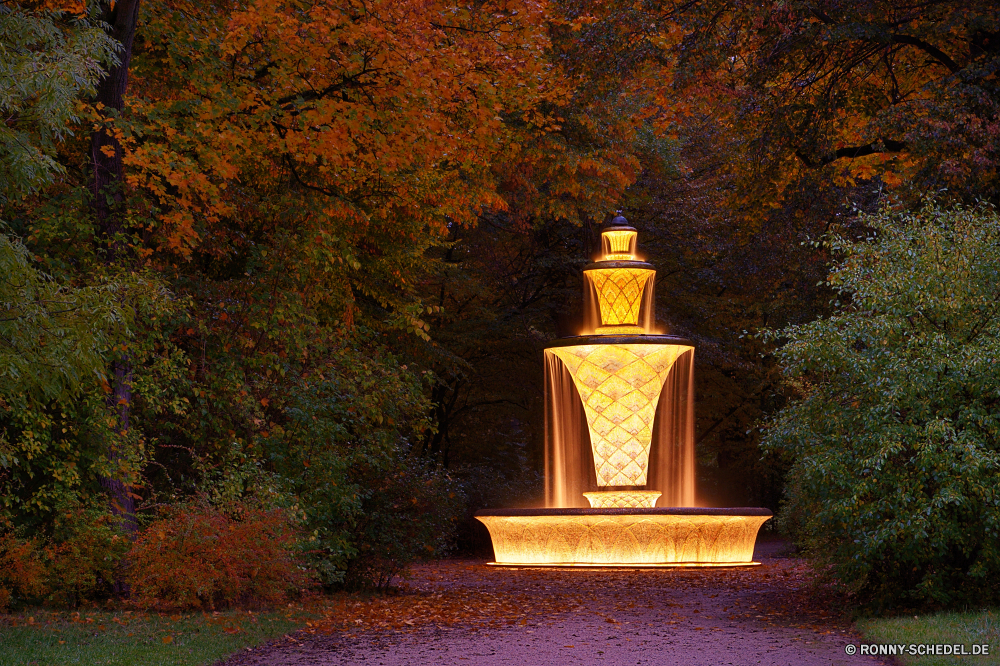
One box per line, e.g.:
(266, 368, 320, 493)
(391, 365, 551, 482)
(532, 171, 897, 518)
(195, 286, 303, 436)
(591, 268, 653, 326)
(548, 344, 688, 486)
(596, 325, 644, 334)
(477, 513, 771, 565)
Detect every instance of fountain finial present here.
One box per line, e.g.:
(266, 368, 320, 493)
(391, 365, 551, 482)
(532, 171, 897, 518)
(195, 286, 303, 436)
(610, 210, 629, 227)
(599, 211, 639, 263)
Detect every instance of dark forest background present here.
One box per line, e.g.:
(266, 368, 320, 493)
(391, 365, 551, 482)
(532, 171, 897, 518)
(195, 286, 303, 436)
(2, 0, 998, 607)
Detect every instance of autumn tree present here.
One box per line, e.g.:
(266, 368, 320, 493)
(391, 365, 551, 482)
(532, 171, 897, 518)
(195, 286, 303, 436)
(83, 0, 145, 537)
(111, 0, 563, 583)
(410, 0, 811, 508)
(3, 0, 562, 590)
(0, 1, 140, 532)
(671, 0, 1000, 209)
(0, 2, 117, 202)
(543, 0, 1000, 505)
(400, 1, 681, 488)
(0, 3, 125, 399)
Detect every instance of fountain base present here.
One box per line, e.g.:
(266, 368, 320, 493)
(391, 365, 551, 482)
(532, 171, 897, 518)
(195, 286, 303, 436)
(475, 508, 771, 567)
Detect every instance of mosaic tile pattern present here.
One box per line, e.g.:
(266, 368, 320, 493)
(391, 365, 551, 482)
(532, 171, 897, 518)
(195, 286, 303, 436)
(590, 268, 654, 327)
(595, 324, 644, 335)
(583, 490, 661, 508)
(548, 344, 689, 486)
(477, 513, 771, 565)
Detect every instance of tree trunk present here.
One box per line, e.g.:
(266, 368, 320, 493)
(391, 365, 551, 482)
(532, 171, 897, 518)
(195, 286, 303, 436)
(89, 0, 142, 536)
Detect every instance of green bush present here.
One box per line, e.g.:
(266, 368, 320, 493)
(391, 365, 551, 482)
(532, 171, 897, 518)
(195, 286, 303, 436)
(341, 455, 462, 590)
(763, 200, 1000, 610)
(260, 335, 463, 590)
(43, 502, 132, 606)
(453, 461, 542, 556)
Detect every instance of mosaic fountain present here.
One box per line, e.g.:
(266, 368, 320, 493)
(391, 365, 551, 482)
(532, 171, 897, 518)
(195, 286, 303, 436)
(476, 215, 771, 567)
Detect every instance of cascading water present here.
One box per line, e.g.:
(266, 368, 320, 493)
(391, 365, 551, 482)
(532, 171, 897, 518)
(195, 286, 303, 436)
(476, 214, 771, 567)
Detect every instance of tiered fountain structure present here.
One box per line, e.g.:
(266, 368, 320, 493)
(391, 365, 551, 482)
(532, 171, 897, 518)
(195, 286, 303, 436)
(476, 216, 771, 566)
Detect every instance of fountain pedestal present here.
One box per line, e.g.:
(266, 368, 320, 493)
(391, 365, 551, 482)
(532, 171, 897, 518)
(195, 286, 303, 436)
(476, 508, 772, 567)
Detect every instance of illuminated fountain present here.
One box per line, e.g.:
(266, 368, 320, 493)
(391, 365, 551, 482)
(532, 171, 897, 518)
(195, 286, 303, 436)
(476, 215, 771, 566)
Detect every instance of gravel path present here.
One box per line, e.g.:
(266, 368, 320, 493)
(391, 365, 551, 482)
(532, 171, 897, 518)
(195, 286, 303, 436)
(221, 540, 893, 666)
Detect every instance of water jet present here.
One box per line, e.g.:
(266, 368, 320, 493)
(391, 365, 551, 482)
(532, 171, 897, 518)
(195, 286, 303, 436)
(476, 215, 771, 566)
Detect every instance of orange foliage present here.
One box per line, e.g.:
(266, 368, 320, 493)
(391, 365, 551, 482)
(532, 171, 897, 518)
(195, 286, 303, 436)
(664, 0, 1000, 210)
(126, 0, 560, 258)
(0, 534, 47, 610)
(126, 502, 314, 610)
(18, 0, 86, 14)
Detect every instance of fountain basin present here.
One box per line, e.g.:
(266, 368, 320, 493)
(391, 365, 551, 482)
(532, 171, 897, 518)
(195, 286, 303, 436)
(475, 508, 771, 567)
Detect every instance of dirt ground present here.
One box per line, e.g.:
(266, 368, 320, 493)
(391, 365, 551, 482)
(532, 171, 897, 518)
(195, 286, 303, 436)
(218, 539, 894, 666)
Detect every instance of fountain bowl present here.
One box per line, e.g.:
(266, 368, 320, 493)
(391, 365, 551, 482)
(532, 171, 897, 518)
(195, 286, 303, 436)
(475, 507, 771, 567)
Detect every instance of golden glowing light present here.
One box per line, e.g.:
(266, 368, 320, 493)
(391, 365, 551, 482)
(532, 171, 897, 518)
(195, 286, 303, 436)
(595, 325, 644, 335)
(602, 230, 637, 260)
(477, 219, 771, 571)
(590, 268, 653, 327)
(476, 512, 771, 566)
(547, 344, 690, 487)
(584, 491, 661, 508)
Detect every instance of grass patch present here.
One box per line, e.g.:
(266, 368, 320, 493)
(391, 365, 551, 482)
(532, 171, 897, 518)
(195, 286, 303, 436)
(858, 609, 1000, 665)
(0, 608, 306, 666)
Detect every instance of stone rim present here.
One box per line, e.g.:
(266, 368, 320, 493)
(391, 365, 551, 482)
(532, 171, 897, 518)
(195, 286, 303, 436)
(475, 507, 773, 517)
(544, 335, 695, 349)
(583, 260, 653, 271)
